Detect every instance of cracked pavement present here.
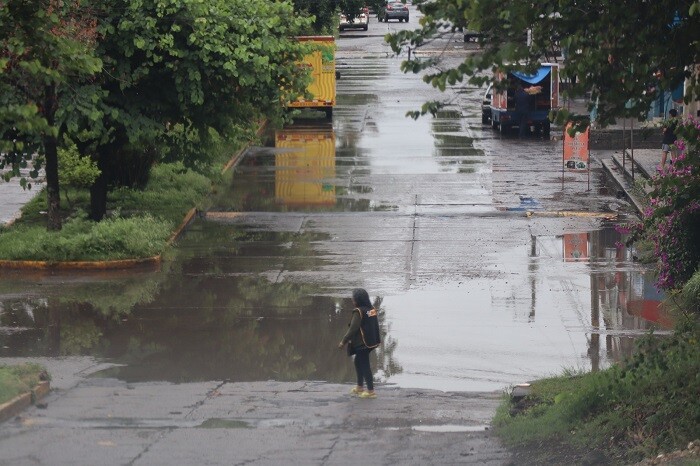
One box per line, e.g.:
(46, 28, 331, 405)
(0, 364, 510, 465)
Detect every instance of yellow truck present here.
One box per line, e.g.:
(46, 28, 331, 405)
(287, 36, 336, 119)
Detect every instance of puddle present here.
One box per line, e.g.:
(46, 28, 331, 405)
(198, 418, 250, 429)
(0, 57, 669, 393)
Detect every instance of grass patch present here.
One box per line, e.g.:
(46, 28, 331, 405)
(0, 363, 47, 405)
(0, 162, 214, 261)
(0, 215, 173, 261)
(494, 321, 700, 464)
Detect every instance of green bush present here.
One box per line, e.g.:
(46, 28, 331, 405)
(0, 363, 47, 405)
(0, 215, 172, 261)
(58, 141, 100, 209)
(110, 162, 212, 220)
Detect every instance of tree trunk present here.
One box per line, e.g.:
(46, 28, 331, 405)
(44, 84, 62, 231)
(89, 151, 109, 221)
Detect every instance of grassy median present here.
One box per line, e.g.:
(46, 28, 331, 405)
(0, 363, 47, 405)
(0, 118, 256, 263)
(0, 162, 216, 262)
(494, 320, 700, 464)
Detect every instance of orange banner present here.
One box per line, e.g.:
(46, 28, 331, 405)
(563, 123, 589, 171)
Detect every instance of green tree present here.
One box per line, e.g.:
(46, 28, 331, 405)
(388, 0, 700, 125)
(81, 0, 314, 221)
(0, 0, 102, 230)
(292, 0, 340, 34)
(339, 0, 366, 22)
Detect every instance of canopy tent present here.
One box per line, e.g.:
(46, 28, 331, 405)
(512, 67, 551, 84)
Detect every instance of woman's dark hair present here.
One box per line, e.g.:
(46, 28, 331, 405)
(352, 288, 372, 310)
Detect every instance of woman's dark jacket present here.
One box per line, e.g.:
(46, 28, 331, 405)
(341, 307, 381, 351)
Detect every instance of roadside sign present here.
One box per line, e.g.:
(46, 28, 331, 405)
(562, 123, 589, 171)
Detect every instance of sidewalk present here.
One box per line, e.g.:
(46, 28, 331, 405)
(598, 148, 658, 216)
(0, 174, 43, 226)
(561, 97, 664, 150)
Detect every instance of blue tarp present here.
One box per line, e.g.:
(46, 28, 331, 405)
(511, 67, 551, 84)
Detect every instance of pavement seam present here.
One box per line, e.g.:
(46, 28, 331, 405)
(320, 435, 341, 465)
(405, 194, 419, 289)
(126, 427, 175, 466)
(126, 381, 229, 465)
(184, 380, 228, 419)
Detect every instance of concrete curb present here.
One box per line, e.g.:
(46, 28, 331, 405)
(526, 211, 618, 219)
(221, 120, 267, 175)
(601, 158, 647, 216)
(0, 256, 161, 271)
(0, 381, 50, 424)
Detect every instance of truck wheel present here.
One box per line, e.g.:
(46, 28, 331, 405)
(363, 24, 368, 31)
(324, 108, 333, 120)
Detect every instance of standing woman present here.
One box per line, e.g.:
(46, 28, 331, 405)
(338, 288, 381, 399)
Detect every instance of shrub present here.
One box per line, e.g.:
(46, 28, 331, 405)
(57, 141, 100, 209)
(633, 117, 700, 292)
(0, 363, 46, 405)
(0, 214, 172, 261)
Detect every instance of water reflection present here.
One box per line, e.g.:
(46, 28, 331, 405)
(274, 126, 336, 207)
(0, 224, 400, 384)
(430, 109, 484, 173)
(210, 122, 387, 213)
(574, 227, 670, 372)
(379, 224, 670, 392)
(0, 225, 670, 388)
(563, 232, 589, 262)
(543, 226, 672, 337)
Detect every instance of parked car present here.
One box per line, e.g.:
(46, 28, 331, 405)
(339, 10, 369, 31)
(481, 84, 492, 124)
(378, 1, 409, 22)
(463, 29, 483, 42)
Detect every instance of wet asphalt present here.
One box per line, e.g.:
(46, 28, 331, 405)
(0, 355, 508, 465)
(0, 6, 670, 465)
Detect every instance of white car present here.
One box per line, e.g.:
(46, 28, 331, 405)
(339, 11, 369, 31)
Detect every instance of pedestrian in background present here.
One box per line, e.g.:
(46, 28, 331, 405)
(338, 288, 381, 399)
(661, 108, 679, 168)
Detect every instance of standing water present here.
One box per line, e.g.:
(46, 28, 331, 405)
(0, 48, 668, 392)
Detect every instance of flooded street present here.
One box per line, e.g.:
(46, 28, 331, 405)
(0, 16, 670, 394)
